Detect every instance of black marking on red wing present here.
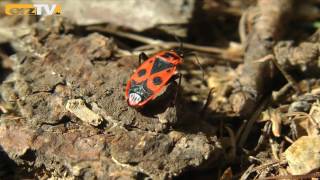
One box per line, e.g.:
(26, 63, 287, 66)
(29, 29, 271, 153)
(138, 69, 146, 77)
(150, 58, 174, 75)
(129, 80, 153, 101)
(153, 77, 162, 85)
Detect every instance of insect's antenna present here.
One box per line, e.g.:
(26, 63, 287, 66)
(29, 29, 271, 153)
(186, 52, 205, 81)
(194, 54, 205, 81)
(174, 36, 184, 55)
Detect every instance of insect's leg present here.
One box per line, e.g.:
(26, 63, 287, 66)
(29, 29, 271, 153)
(139, 52, 149, 65)
(173, 73, 182, 105)
(185, 51, 205, 81)
(200, 88, 214, 116)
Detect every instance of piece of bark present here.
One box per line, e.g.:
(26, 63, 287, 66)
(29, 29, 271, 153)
(0, 116, 222, 179)
(66, 99, 104, 126)
(274, 41, 320, 77)
(0, 15, 35, 43)
(0, 16, 222, 179)
(230, 0, 294, 116)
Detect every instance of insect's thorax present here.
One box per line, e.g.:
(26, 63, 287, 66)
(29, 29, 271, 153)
(155, 51, 183, 65)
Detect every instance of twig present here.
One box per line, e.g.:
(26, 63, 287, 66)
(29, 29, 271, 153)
(235, 119, 247, 142)
(252, 160, 282, 172)
(240, 164, 255, 180)
(242, 160, 320, 180)
(239, 10, 248, 45)
(284, 136, 293, 144)
(224, 125, 236, 161)
(230, 0, 294, 116)
(269, 138, 280, 161)
(254, 121, 271, 152)
(238, 95, 271, 148)
(258, 171, 320, 180)
(87, 26, 227, 55)
(272, 83, 292, 103)
(0, 104, 8, 114)
(240, 160, 283, 180)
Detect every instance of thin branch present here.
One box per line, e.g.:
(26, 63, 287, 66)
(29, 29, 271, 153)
(238, 95, 271, 148)
(87, 26, 228, 55)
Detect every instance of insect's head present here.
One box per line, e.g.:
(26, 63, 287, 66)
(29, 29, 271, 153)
(172, 36, 185, 58)
(172, 48, 184, 58)
(172, 36, 205, 80)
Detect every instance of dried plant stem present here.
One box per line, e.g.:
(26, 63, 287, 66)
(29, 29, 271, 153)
(87, 26, 227, 55)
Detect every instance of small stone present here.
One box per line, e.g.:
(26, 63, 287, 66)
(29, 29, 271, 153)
(284, 136, 320, 175)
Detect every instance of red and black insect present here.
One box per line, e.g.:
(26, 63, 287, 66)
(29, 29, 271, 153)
(125, 38, 205, 109)
(125, 49, 184, 108)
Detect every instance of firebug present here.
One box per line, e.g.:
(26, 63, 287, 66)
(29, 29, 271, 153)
(125, 48, 185, 108)
(125, 36, 206, 109)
